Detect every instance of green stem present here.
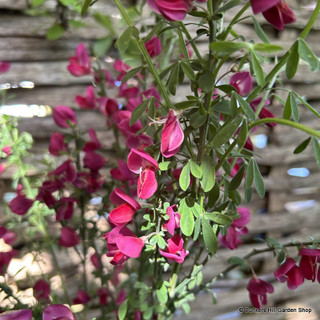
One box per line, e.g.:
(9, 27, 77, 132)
(215, 140, 237, 172)
(168, 262, 181, 298)
(249, 118, 320, 139)
(221, 1, 250, 41)
(113, 0, 172, 110)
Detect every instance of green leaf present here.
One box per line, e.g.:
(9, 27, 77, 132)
(277, 250, 286, 264)
(121, 66, 143, 84)
(252, 16, 270, 44)
(115, 27, 141, 67)
(32, 0, 47, 6)
(202, 219, 218, 254)
(130, 99, 150, 126)
(245, 158, 254, 188)
(156, 282, 168, 304)
(93, 36, 113, 57)
(237, 119, 248, 150)
(167, 62, 180, 95)
(200, 155, 216, 192)
(179, 162, 190, 191)
(294, 137, 311, 154)
(216, 0, 241, 14)
(190, 160, 202, 179)
(181, 62, 195, 81)
(313, 138, 320, 169)
(210, 41, 249, 54)
(229, 164, 245, 191)
(93, 12, 116, 35)
(236, 94, 256, 121)
(69, 20, 87, 28)
(46, 24, 64, 40)
(298, 38, 319, 71)
(205, 212, 232, 225)
(193, 217, 201, 241)
(174, 100, 198, 110)
(253, 159, 265, 198)
(210, 117, 243, 148)
(228, 256, 246, 266)
(293, 92, 320, 118)
(286, 41, 299, 79)
(118, 299, 128, 320)
(253, 43, 283, 53)
(216, 85, 237, 94)
(190, 111, 207, 128)
(179, 198, 194, 237)
(250, 50, 264, 86)
(284, 92, 299, 122)
(198, 71, 215, 93)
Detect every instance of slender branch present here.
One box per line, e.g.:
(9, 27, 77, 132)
(249, 118, 320, 139)
(113, 0, 172, 110)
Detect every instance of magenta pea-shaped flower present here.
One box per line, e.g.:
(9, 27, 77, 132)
(127, 148, 159, 199)
(161, 110, 184, 158)
(108, 187, 141, 226)
(52, 106, 77, 128)
(247, 276, 274, 308)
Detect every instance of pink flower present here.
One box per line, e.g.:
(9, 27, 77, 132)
(145, 36, 162, 58)
(97, 287, 109, 305)
(219, 207, 250, 250)
(2, 146, 11, 156)
(55, 197, 77, 221)
(118, 84, 140, 100)
(72, 290, 91, 305)
(104, 226, 144, 265)
(49, 160, 77, 183)
(159, 234, 189, 263)
(83, 151, 105, 171)
(90, 252, 102, 269)
(83, 128, 103, 152)
(110, 160, 137, 182)
(0, 227, 16, 245)
(0, 309, 32, 320)
(229, 72, 252, 97)
(100, 98, 119, 126)
(67, 43, 91, 77)
(9, 185, 34, 216)
(75, 86, 97, 110)
(247, 277, 274, 308)
(52, 106, 77, 128)
(147, 0, 193, 21)
(141, 86, 161, 107)
(59, 227, 80, 248)
(43, 304, 75, 320)
(250, 0, 296, 30)
(33, 279, 50, 301)
(113, 60, 131, 81)
(298, 247, 320, 282)
(274, 257, 304, 289)
(36, 180, 62, 208)
(161, 110, 184, 158)
(0, 164, 5, 175)
(49, 132, 67, 156)
(163, 205, 181, 236)
(0, 61, 10, 73)
(108, 188, 141, 226)
(127, 148, 159, 199)
(0, 250, 17, 275)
